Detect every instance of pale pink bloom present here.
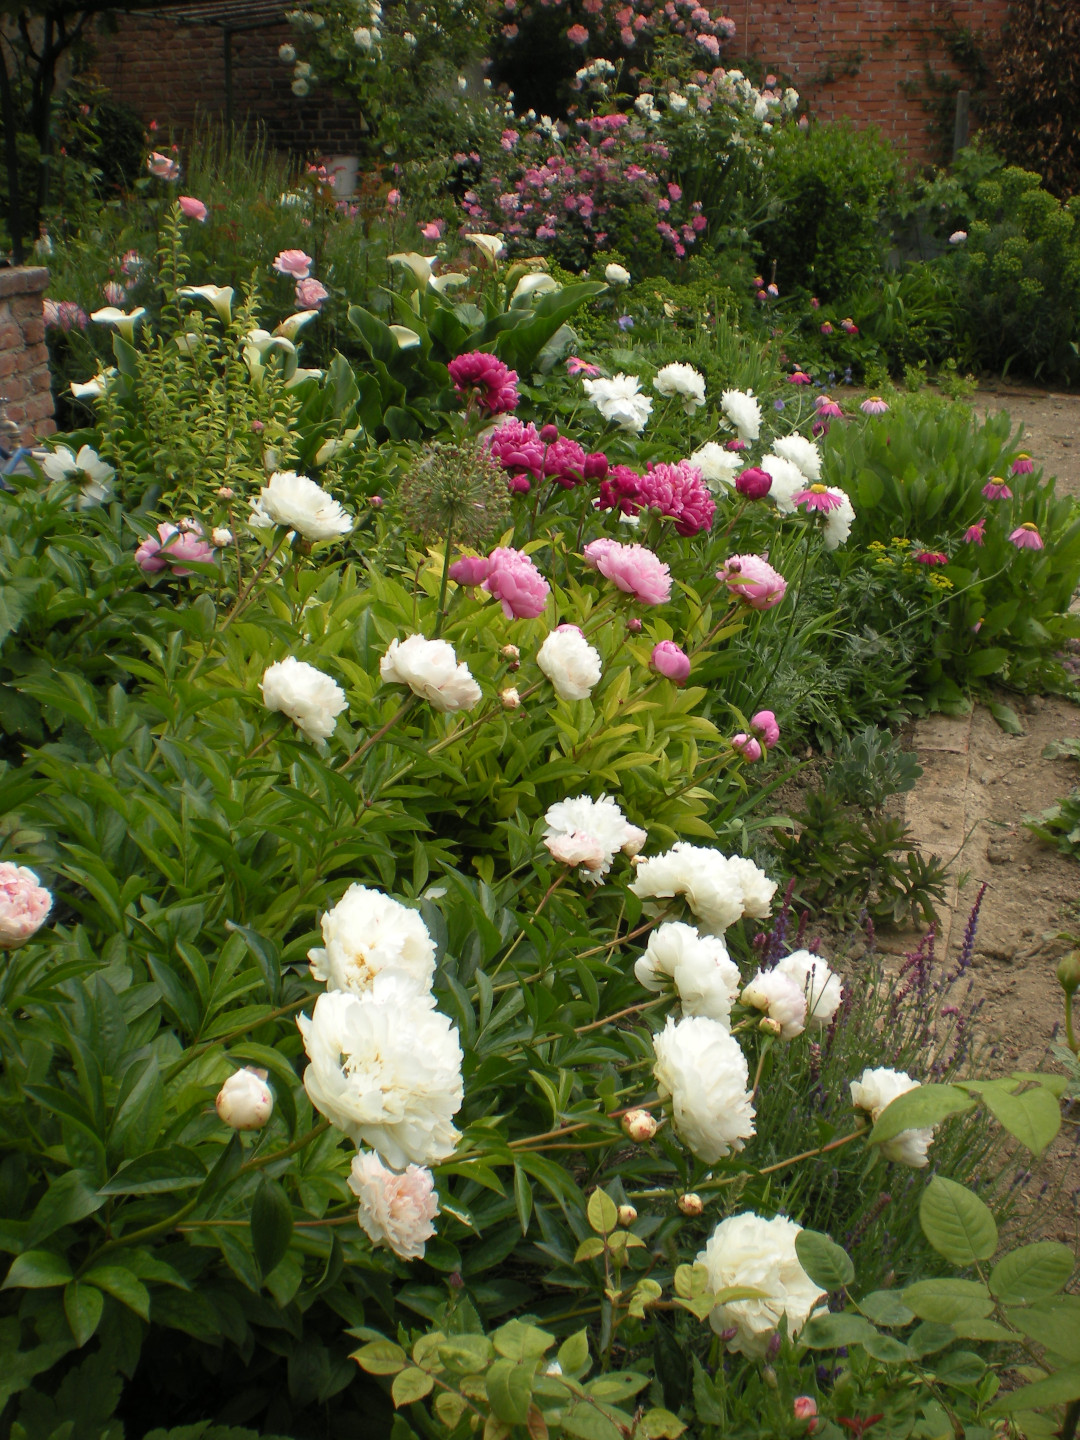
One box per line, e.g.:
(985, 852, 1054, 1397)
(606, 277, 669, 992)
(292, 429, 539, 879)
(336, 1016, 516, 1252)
(732, 733, 762, 762)
(273, 249, 314, 280)
(718, 555, 786, 610)
(1011, 453, 1034, 475)
(295, 277, 329, 308)
(583, 538, 672, 605)
(448, 553, 491, 587)
(386, 189, 401, 208)
(147, 151, 179, 181)
(349, 1151, 439, 1261)
(567, 22, 589, 42)
(860, 396, 889, 415)
(42, 298, 60, 327)
(546, 830, 607, 870)
(102, 281, 127, 306)
(651, 640, 690, 683)
(982, 477, 1012, 500)
(482, 546, 550, 619)
(0, 862, 52, 949)
(750, 710, 780, 747)
(179, 195, 208, 222)
(135, 522, 216, 576)
(794, 485, 843, 513)
(420, 219, 445, 240)
(793, 1397, 818, 1423)
(1009, 523, 1044, 550)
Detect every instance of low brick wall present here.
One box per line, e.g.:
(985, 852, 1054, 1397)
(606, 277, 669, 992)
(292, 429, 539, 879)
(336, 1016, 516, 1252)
(0, 268, 56, 445)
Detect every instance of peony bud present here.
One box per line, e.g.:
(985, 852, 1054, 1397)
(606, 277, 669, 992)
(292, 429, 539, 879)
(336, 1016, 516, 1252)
(759, 1016, 782, 1037)
(794, 1397, 818, 1423)
(212, 527, 233, 547)
(732, 732, 762, 762)
(735, 466, 772, 500)
(500, 686, 521, 709)
(677, 1192, 703, 1217)
(0, 863, 52, 949)
(216, 1067, 273, 1129)
(622, 1108, 657, 1142)
(370, 495, 384, 508)
(500, 644, 521, 662)
(583, 451, 609, 481)
(762, 1363, 778, 1387)
(651, 640, 691, 684)
(1058, 951, 1080, 996)
(540, 424, 560, 443)
(217, 486, 235, 498)
(617, 1204, 638, 1227)
(627, 616, 642, 633)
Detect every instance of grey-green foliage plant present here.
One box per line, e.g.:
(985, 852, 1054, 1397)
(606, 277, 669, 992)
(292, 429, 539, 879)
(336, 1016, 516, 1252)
(1025, 739, 1080, 859)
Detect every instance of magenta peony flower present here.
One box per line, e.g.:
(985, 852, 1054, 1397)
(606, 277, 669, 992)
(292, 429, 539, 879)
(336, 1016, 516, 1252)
(584, 538, 672, 605)
(508, 473, 532, 494)
(448, 351, 520, 415)
(449, 554, 491, 587)
(583, 451, 609, 481)
(179, 195, 208, 222)
(736, 467, 772, 500)
(135, 522, 216, 576)
(732, 733, 762, 762)
(860, 396, 889, 416)
(273, 249, 313, 280)
(544, 435, 588, 488)
(914, 550, 949, 565)
(982, 477, 1013, 500)
(0, 862, 52, 949)
(1009, 523, 1044, 550)
(750, 710, 780, 747)
(483, 547, 550, 618)
(725, 438, 748, 451)
(295, 277, 329, 308)
(651, 640, 691, 683)
(638, 460, 715, 536)
(485, 419, 545, 476)
(1011, 453, 1035, 475)
(964, 520, 986, 546)
(718, 555, 787, 611)
(597, 464, 642, 516)
(787, 370, 812, 385)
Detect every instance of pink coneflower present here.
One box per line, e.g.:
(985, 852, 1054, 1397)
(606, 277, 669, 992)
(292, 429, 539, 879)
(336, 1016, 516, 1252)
(1009, 522, 1044, 550)
(915, 550, 949, 565)
(794, 484, 843, 513)
(964, 520, 986, 546)
(820, 322, 834, 335)
(860, 396, 889, 415)
(1011, 453, 1034, 475)
(982, 477, 1012, 500)
(815, 395, 843, 419)
(788, 370, 812, 384)
(840, 317, 858, 334)
(448, 351, 520, 415)
(567, 356, 601, 377)
(809, 297, 820, 310)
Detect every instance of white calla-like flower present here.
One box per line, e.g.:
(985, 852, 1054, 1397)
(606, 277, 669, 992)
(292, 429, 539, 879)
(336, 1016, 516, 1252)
(697, 1212, 826, 1356)
(389, 252, 438, 288)
(429, 273, 470, 295)
(308, 884, 436, 996)
(511, 272, 561, 304)
(274, 310, 319, 340)
(652, 1014, 755, 1163)
(388, 325, 422, 349)
(179, 284, 235, 324)
(380, 635, 482, 713)
(260, 656, 347, 745)
(90, 305, 147, 343)
(466, 233, 506, 264)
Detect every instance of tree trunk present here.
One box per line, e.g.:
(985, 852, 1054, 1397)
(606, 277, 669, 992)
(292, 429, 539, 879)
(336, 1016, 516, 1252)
(0, 34, 25, 262)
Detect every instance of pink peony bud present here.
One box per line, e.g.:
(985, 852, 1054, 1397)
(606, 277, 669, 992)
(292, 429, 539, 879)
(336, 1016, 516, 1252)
(677, 1192, 703, 1216)
(736, 466, 772, 500)
(650, 640, 691, 684)
(179, 195, 208, 222)
(508, 473, 531, 494)
(0, 862, 52, 949)
(216, 1067, 273, 1129)
(583, 451, 609, 481)
(794, 1398, 818, 1423)
(627, 617, 642, 633)
(540, 423, 560, 443)
(750, 710, 780, 747)
(733, 732, 763, 762)
(546, 830, 607, 871)
(500, 686, 521, 709)
(617, 1204, 638, 1226)
(622, 1109, 658, 1142)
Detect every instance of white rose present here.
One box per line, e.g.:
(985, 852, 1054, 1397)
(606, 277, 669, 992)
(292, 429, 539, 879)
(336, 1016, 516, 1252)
(697, 1212, 826, 1357)
(689, 442, 742, 490)
(544, 792, 642, 883)
(537, 625, 601, 701)
(740, 968, 808, 1039)
(629, 843, 776, 936)
(635, 921, 741, 1024)
(821, 487, 855, 550)
(380, 634, 482, 713)
(760, 453, 805, 513)
(216, 1067, 274, 1130)
(850, 1066, 933, 1167)
(771, 433, 821, 481)
(654, 362, 706, 415)
(720, 389, 761, 442)
(308, 884, 436, 996)
(255, 470, 353, 541)
(775, 950, 843, 1027)
(582, 373, 653, 433)
(298, 975, 463, 1169)
(653, 1015, 755, 1163)
(349, 1151, 439, 1261)
(605, 262, 631, 285)
(260, 656, 347, 745)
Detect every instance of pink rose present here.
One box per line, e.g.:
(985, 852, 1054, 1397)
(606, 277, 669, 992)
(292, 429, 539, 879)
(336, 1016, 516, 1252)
(386, 189, 401, 208)
(650, 640, 691, 683)
(794, 1397, 818, 1424)
(273, 249, 313, 280)
(750, 710, 780, 747)
(179, 195, 208, 222)
(449, 553, 492, 587)
(583, 538, 671, 605)
(295, 277, 329, 308)
(718, 554, 786, 610)
(135, 521, 217, 577)
(0, 862, 52, 949)
(483, 546, 550, 619)
(567, 22, 589, 42)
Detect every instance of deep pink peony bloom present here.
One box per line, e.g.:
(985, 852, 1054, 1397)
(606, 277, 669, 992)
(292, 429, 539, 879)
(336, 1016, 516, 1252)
(861, 396, 889, 415)
(508, 473, 531, 494)
(964, 520, 986, 546)
(179, 195, 208, 222)
(1009, 523, 1044, 550)
(544, 435, 588, 488)
(448, 351, 520, 415)
(584, 538, 672, 604)
(148, 151, 179, 181)
(638, 460, 715, 536)
(597, 464, 642, 516)
(982, 477, 1012, 500)
(651, 640, 691, 683)
(718, 555, 787, 610)
(583, 451, 608, 481)
(449, 554, 492, 586)
(1011, 453, 1035, 475)
(795, 485, 843, 513)
(295, 277, 329, 308)
(914, 550, 949, 565)
(750, 709, 780, 747)
(485, 418, 545, 475)
(736, 466, 772, 500)
(732, 732, 762, 762)
(483, 546, 550, 618)
(0, 862, 52, 949)
(135, 522, 216, 576)
(787, 370, 812, 384)
(567, 22, 589, 42)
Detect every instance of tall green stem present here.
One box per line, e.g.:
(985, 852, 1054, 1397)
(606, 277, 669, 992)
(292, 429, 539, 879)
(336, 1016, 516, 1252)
(434, 516, 454, 638)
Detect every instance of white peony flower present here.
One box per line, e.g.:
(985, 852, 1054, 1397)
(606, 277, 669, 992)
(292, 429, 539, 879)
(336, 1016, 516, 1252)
(850, 1066, 933, 1167)
(605, 262, 631, 285)
(760, 453, 806, 514)
(697, 1212, 826, 1357)
(216, 1067, 274, 1130)
(635, 921, 741, 1024)
(380, 634, 482, 713)
(654, 363, 706, 415)
(821, 487, 855, 550)
(622, 824, 648, 857)
(775, 950, 843, 1027)
(582, 373, 653, 433)
(261, 656, 347, 745)
(720, 389, 761, 442)
(544, 793, 643, 883)
(308, 884, 436, 996)
(537, 625, 602, 701)
(255, 471, 353, 541)
(771, 433, 821, 481)
(41, 443, 115, 508)
(725, 856, 778, 919)
(348, 1151, 439, 1261)
(298, 975, 463, 1169)
(689, 442, 742, 491)
(545, 830, 607, 872)
(740, 968, 808, 1039)
(652, 1015, 755, 1163)
(629, 843, 776, 936)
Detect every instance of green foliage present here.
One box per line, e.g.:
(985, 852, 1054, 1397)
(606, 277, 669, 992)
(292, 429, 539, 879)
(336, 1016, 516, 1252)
(1025, 737, 1080, 857)
(822, 726, 922, 811)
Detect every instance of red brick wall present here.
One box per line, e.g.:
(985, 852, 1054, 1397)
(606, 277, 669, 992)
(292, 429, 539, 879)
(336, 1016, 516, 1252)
(0, 268, 56, 444)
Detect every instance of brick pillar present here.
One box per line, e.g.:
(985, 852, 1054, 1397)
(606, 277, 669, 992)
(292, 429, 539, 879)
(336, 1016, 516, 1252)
(0, 266, 56, 445)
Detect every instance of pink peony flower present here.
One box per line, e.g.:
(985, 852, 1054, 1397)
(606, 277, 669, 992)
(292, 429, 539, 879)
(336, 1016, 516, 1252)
(448, 351, 520, 415)
(788, 370, 812, 384)
(982, 477, 1012, 500)
(482, 546, 550, 618)
(508, 473, 531, 494)
(584, 538, 672, 605)
(651, 640, 691, 683)
(485, 418, 545, 475)
(583, 451, 608, 481)
(0, 862, 52, 949)
(718, 555, 787, 610)
(750, 710, 780, 747)
(544, 435, 587, 488)
(964, 520, 985, 546)
(386, 189, 401, 208)
(179, 195, 208, 222)
(736, 467, 772, 500)
(135, 522, 216, 576)
(273, 249, 313, 280)
(597, 464, 642, 516)
(148, 151, 179, 181)
(638, 460, 715, 536)
(732, 732, 762, 762)
(861, 396, 889, 415)
(567, 22, 589, 41)
(1011, 453, 1034, 475)
(915, 550, 949, 566)
(546, 829, 606, 870)
(295, 277, 329, 308)
(349, 1152, 439, 1261)
(1009, 523, 1044, 550)
(448, 554, 491, 587)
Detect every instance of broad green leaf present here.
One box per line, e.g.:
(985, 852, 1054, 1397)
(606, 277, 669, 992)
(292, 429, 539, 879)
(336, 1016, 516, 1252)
(908, 1322, 956, 1357)
(795, 1229, 854, 1291)
(251, 1179, 293, 1279)
(82, 1265, 151, 1320)
(869, 1084, 974, 1145)
(3, 1250, 73, 1289)
(561, 1405, 624, 1440)
(990, 1366, 1080, 1413)
(1007, 1296, 1080, 1362)
(902, 1279, 993, 1324)
(63, 1280, 104, 1346)
(799, 1313, 877, 1349)
(587, 1372, 651, 1402)
(919, 1176, 998, 1265)
(492, 1320, 553, 1362)
(640, 1410, 686, 1439)
(486, 1357, 535, 1425)
(859, 1291, 915, 1328)
(574, 1237, 606, 1263)
(861, 1331, 912, 1363)
(979, 1084, 1061, 1155)
(438, 1335, 493, 1374)
(586, 1189, 618, 1236)
(953, 1318, 1013, 1342)
(98, 1147, 207, 1195)
(352, 1340, 408, 1375)
(932, 1350, 986, 1385)
(24, 1171, 105, 1248)
(990, 1242, 1074, 1304)
(557, 1329, 590, 1380)
(391, 1367, 435, 1407)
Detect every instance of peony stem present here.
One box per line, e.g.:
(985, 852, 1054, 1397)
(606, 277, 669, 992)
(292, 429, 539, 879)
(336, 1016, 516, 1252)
(339, 695, 417, 773)
(434, 517, 454, 639)
(221, 529, 288, 630)
(577, 909, 672, 960)
(755, 1123, 867, 1177)
(240, 1120, 331, 1175)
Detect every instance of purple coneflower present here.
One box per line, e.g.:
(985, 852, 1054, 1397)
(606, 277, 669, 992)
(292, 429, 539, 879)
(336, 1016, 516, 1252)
(1009, 522, 1044, 550)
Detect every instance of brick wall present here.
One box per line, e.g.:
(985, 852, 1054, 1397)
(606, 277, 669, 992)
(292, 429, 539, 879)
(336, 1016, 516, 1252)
(0, 268, 56, 445)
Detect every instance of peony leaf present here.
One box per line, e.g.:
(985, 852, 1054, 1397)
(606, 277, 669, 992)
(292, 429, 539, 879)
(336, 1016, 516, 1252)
(919, 1176, 998, 1265)
(3, 1250, 73, 1289)
(63, 1280, 104, 1348)
(586, 1189, 618, 1237)
(251, 1179, 293, 1279)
